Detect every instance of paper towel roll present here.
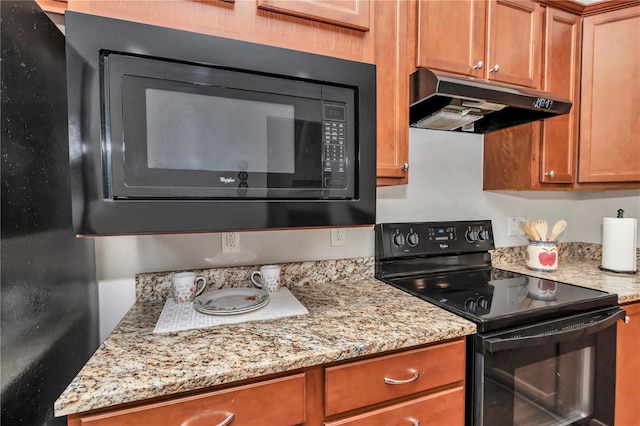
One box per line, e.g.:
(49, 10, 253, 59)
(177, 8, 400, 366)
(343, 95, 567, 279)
(602, 217, 638, 273)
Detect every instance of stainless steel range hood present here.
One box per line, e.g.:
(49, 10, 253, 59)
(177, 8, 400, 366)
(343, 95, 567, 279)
(409, 68, 572, 133)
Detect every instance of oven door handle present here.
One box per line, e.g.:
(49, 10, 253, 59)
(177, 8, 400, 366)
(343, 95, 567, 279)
(484, 308, 626, 353)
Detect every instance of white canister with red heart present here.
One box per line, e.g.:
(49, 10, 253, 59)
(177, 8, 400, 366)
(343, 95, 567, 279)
(526, 240, 558, 272)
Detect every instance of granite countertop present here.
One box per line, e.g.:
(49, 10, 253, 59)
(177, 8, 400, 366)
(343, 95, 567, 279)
(54, 268, 476, 417)
(55, 245, 640, 417)
(491, 243, 640, 304)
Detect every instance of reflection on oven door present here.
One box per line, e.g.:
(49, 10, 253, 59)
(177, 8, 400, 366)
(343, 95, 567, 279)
(491, 347, 595, 425)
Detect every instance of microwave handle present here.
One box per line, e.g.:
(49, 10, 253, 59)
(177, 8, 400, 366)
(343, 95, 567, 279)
(484, 308, 626, 353)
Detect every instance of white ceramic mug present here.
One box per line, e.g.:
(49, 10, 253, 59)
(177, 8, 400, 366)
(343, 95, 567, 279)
(251, 265, 281, 294)
(171, 272, 206, 303)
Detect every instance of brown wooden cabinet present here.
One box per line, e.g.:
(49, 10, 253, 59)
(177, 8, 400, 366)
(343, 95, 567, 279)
(67, 339, 466, 426)
(579, 5, 640, 183)
(417, 0, 542, 88)
(538, 7, 581, 184)
(373, 0, 410, 185)
(325, 339, 466, 425)
(68, 374, 307, 426)
(324, 387, 465, 426)
(483, 5, 580, 190)
(483, 2, 640, 191)
(256, 0, 370, 31)
(615, 301, 640, 426)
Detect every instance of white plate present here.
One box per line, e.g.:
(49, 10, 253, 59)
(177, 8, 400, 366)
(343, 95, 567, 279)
(193, 288, 270, 315)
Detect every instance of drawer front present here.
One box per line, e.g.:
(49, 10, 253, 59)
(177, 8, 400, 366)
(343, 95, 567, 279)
(325, 339, 465, 416)
(325, 386, 465, 426)
(74, 374, 306, 426)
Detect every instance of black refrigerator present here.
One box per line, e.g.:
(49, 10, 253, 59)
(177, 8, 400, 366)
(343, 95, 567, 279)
(1, 1, 99, 424)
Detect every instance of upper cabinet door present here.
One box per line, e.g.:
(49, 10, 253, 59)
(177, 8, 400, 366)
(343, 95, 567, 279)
(579, 5, 640, 183)
(416, 0, 486, 77)
(257, 0, 370, 31)
(416, 0, 541, 88)
(486, 0, 542, 88)
(539, 8, 581, 184)
(375, 0, 410, 185)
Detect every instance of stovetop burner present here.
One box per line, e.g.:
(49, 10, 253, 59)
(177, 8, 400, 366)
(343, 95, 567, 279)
(375, 220, 618, 333)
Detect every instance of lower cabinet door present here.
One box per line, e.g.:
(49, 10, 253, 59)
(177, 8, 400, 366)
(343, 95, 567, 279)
(70, 374, 306, 426)
(325, 386, 465, 426)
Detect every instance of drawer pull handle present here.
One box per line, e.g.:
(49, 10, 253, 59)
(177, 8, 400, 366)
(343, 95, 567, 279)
(215, 413, 235, 426)
(384, 369, 419, 385)
(408, 418, 420, 426)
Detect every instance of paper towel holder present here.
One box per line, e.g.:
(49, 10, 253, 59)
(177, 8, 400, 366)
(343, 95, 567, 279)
(600, 209, 638, 274)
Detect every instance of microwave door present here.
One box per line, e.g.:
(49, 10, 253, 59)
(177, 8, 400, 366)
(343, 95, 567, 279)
(109, 72, 336, 199)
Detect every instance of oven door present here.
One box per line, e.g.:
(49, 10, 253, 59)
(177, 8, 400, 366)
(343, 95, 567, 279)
(472, 306, 625, 426)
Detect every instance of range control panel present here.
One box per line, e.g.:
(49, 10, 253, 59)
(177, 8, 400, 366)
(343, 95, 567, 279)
(375, 220, 495, 259)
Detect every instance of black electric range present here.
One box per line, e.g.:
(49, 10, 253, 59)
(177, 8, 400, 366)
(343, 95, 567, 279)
(375, 220, 625, 426)
(374, 220, 618, 333)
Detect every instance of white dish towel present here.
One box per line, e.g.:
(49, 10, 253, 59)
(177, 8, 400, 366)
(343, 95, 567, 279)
(153, 287, 308, 334)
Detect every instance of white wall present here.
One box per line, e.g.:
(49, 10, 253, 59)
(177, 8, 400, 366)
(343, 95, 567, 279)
(96, 128, 640, 340)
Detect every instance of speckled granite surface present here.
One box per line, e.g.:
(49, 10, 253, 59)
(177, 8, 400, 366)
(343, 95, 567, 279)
(55, 275, 476, 417)
(135, 257, 375, 302)
(55, 244, 640, 417)
(492, 243, 640, 304)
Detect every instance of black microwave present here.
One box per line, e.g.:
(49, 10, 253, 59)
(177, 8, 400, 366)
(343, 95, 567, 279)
(65, 12, 376, 235)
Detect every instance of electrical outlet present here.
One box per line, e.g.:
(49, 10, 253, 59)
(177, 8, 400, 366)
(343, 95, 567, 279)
(222, 232, 240, 253)
(330, 228, 346, 247)
(508, 217, 529, 237)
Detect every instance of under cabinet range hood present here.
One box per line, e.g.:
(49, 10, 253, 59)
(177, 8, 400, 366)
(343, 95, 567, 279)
(409, 68, 572, 133)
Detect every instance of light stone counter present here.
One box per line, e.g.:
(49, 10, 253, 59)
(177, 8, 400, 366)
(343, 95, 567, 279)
(492, 243, 640, 304)
(54, 258, 476, 417)
(55, 244, 639, 418)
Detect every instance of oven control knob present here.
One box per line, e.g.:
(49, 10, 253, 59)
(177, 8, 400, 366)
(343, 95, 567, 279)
(464, 298, 476, 311)
(465, 229, 478, 243)
(477, 296, 488, 309)
(478, 230, 490, 241)
(392, 233, 405, 247)
(407, 232, 419, 247)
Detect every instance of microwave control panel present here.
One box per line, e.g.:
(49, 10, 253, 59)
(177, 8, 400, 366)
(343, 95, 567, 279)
(322, 103, 347, 189)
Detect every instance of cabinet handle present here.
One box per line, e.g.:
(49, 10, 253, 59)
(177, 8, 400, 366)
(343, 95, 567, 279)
(215, 413, 235, 426)
(624, 316, 631, 324)
(489, 64, 500, 73)
(407, 418, 420, 426)
(544, 170, 555, 178)
(473, 61, 484, 70)
(401, 163, 409, 171)
(384, 369, 419, 385)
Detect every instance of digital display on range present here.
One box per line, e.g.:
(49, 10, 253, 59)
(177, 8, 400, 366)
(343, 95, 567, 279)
(428, 226, 456, 241)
